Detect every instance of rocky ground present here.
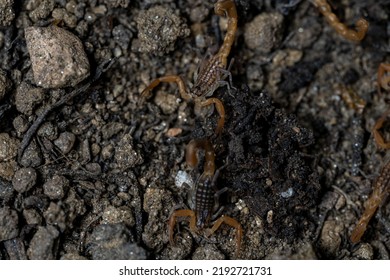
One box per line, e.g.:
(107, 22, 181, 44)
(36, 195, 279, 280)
(0, 0, 389, 260)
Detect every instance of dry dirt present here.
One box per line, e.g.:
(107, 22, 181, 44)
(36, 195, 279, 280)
(0, 0, 389, 260)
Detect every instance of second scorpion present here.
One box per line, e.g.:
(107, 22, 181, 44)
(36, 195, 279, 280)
(140, 0, 238, 135)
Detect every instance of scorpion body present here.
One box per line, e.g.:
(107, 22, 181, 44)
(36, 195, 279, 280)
(169, 139, 242, 257)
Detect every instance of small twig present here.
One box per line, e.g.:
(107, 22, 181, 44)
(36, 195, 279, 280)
(18, 58, 116, 162)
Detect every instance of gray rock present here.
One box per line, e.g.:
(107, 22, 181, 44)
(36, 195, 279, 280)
(0, 206, 19, 241)
(25, 25, 90, 88)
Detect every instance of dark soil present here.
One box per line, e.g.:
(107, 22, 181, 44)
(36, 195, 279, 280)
(0, 0, 389, 260)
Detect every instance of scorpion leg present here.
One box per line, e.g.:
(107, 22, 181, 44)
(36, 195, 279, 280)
(200, 98, 226, 135)
(141, 75, 191, 102)
(217, 65, 237, 95)
(311, 0, 368, 42)
(378, 63, 390, 94)
(206, 215, 242, 257)
(168, 209, 197, 246)
(373, 110, 390, 149)
(350, 160, 390, 243)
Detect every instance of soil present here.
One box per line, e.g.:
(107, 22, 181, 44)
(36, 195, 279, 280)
(0, 0, 389, 260)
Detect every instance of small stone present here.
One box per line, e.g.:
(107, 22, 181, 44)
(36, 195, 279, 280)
(20, 140, 43, 168)
(192, 244, 225, 260)
(0, 178, 14, 202)
(37, 122, 58, 141)
(0, 161, 17, 181)
(102, 205, 135, 227)
(112, 24, 132, 50)
(85, 163, 101, 174)
(154, 90, 179, 115)
(244, 12, 284, 53)
(60, 253, 87, 260)
(43, 175, 68, 200)
(353, 243, 374, 260)
(0, 206, 19, 241)
(54, 132, 76, 154)
(101, 144, 114, 160)
(13, 115, 29, 135)
(15, 81, 45, 115)
(25, 25, 90, 88)
(12, 167, 37, 193)
(0, 0, 15, 27)
(0, 133, 19, 162)
(103, 0, 130, 8)
(28, 0, 55, 22)
(318, 220, 343, 257)
(0, 69, 11, 101)
(43, 202, 66, 232)
(27, 225, 59, 260)
(136, 5, 190, 56)
(23, 208, 43, 225)
(114, 134, 143, 169)
(87, 224, 146, 260)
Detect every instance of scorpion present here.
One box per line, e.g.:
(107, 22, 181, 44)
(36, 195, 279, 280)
(310, 0, 369, 42)
(169, 139, 242, 257)
(349, 65, 390, 243)
(140, 0, 238, 135)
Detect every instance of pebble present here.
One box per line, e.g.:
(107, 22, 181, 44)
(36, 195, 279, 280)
(0, 133, 19, 162)
(15, 81, 45, 115)
(20, 140, 43, 168)
(23, 208, 43, 225)
(54, 132, 76, 154)
(0, 69, 11, 101)
(88, 224, 146, 260)
(27, 225, 59, 260)
(112, 24, 132, 50)
(25, 25, 90, 88)
(43, 175, 68, 200)
(0, 206, 19, 241)
(13, 115, 29, 135)
(0, 160, 17, 181)
(37, 122, 58, 141)
(103, 0, 130, 8)
(0, 178, 14, 202)
(318, 220, 343, 257)
(192, 244, 225, 260)
(244, 12, 284, 53)
(154, 90, 180, 115)
(0, 0, 15, 26)
(44, 202, 67, 232)
(136, 5, 190, 56)
(102, 205, 135, 227)
(27, 0, 54, 22)
(0, 133, 19, 181)
(12, 167, 37, 193)
(353, 243, 374, 260)
(114, 134, 143, 169)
